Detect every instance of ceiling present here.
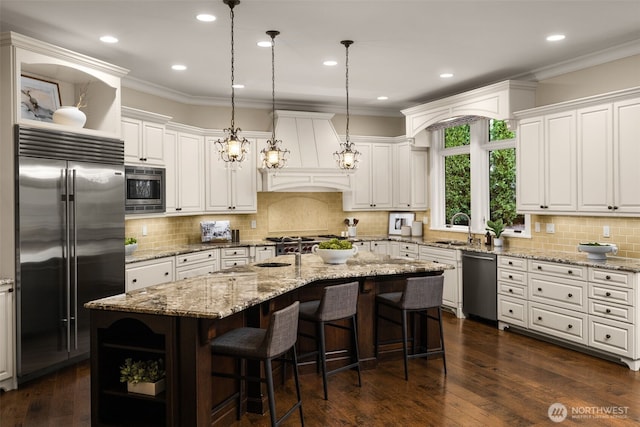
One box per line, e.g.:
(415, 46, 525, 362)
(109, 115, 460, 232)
(2, 1, 640, 116)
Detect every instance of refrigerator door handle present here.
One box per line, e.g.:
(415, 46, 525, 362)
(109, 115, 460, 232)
(70, 168, 79, 351)
(62, 168, 72, 353)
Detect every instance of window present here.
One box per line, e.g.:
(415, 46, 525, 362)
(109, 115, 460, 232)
(431, 118, 529, 237)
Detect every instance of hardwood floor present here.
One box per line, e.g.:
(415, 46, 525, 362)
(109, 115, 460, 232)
(2, 313, 639, 426)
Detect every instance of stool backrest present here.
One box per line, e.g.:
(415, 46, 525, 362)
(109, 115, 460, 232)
(316, 281, 359, 321)
(262, 301, 300, 358)
(400, 275, 444, 310)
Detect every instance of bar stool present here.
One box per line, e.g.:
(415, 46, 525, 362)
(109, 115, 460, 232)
(298, 281, 361, 400)
(375, 275, 446, 380)
(211, 301, 304, 427)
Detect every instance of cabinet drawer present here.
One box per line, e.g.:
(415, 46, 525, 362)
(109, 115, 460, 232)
(176, 249, 218, 267)
(221, 247, 250, 258)
(399, 243, 418, 255)
(221, 258, 249, 269)
(529, 260, 585, 279)
(589, 316, 634, 358)
(126, 257, 175, 292)
(589, 283, 633, 306)
(499, 256, 526, 271)
(420, 246, 457, 261)
(499, 282, 526, 298)
(529, 274, 587, 311)
(353, 241, 371, 251)
(176, 263, 216, 280)
(498, 295, 527, 327)
(529, 303, 587, 345)
(589, 268, 634, 288)
(589, 300, 634, 323)
(498, 269, 527, 285)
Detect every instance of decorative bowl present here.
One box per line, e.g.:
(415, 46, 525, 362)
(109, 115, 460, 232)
(577, 243, 617, 260)
(312, 245, 358, 264)
(125, 243, 138, 256)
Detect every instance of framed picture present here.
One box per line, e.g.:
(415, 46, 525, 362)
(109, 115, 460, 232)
(388, 212, 415, 235)
(20, 75, 61, 122)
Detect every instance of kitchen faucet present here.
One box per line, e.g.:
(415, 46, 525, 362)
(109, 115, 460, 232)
(282, 236, 303, 265)
(450, 212, 473, 244)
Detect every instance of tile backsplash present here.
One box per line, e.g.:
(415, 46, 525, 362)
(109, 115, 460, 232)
(126, 195, 640, 259)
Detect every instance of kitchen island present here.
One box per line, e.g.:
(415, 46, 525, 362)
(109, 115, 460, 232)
(86, 252, 451, 426)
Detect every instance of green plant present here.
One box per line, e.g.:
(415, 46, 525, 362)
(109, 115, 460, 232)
(119, 358, 165, 384)
(486, 219, 506, 239)
(125, 237, 137, 245)
(318, 238, 353, 250)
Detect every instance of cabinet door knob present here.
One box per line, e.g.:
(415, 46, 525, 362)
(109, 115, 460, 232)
(165, 272, 169, 276)
(132, 279, 137, 283)
(567, 293, 573, 298)
(7, 288, 14, 293)
(567, 324, 573, 329)
(605, 334, 611, 339)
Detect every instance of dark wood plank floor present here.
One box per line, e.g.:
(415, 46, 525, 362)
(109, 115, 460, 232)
(2, 313, 639, 426)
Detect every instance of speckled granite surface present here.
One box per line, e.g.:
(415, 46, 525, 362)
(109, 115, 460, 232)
(125, 240, 275, 263)
(87, 252, 452, 319)
(0, 279, 13, 286)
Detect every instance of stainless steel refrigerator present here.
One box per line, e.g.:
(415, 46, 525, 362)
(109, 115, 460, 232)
(16, 126, 125, 384)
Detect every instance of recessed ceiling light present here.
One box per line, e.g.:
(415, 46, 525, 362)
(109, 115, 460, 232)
(196, 13, 216, 22)
(171, 64, 187, 71)
(257, 40, 272, 48)
(440, 73, 454, 78)
(323, 60, 338, 66)
(377, 96, 388, 101)
(546, 34, 566, 42)
(232, 84, 245, 89)
(99, 35, 118, 44)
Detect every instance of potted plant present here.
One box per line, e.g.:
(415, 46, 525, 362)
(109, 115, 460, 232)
(312, 238, 359, 264)
(120, 358, 165, 396)
(125, 237, 138, 256)
(486, 219, 506, 247)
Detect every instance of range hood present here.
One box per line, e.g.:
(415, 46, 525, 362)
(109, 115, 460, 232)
(260, 110, 353, 192)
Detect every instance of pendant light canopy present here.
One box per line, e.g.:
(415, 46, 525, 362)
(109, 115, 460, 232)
(216, 0, 249, 164)
(260, 30, 289, 169)
(334, 40, 360, 170)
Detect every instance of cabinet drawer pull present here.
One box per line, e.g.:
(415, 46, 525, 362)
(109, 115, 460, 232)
(508, 275, 513, 279)
(508, 261, 513, 265)
(132, 279, 137, 283)
(183, 258, 188, 262)
(508, 309, 513, 313)
(7, 288, 13, 293)
(537, 265, 542, 270)
(537, 287, 542, 292)
(567, 324, 573, 329)
(605, 309, 611, 314)
(567, 270, 573, 275)
(605, 275, 611, 280)
(567, 293, 573, 298)
(508, 289, 513, 293)
(208, 253, 212, 257)
(608, 205, 613, 210)
(537, 316, 543, 321)
(605, 334, 611, 339)
(605, 292, 611, 297)
(164, 272, 169, 276)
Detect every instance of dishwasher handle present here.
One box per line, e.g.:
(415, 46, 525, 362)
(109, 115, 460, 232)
(462, 253, 496, 262)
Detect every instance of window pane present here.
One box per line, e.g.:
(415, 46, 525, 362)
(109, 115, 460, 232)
(489, 148, 524, 230)
(444, 124, 470, 148)
(445, 153, 470, 224)
(489, 119, 515, 141)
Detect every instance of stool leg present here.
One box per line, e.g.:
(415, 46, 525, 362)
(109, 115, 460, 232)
(401, 309, 409, 381)
(236, 358, 243, 420)
(438, 307, 447, 374)
(318, 321, 329, 400)
(265, 358, 277, 427)
(291, 348, 305, 426)
(374, 301, 379, 358)
(351, 315, 362, 387)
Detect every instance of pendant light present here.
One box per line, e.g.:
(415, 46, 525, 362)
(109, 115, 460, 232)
(334, 40, 360, 170)
(215, 0, 249, 163)
(260, 30, 289, 169)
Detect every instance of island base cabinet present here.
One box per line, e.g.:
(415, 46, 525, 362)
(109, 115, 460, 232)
(91, 311, 178, 427)
(588, 316, 634, 358)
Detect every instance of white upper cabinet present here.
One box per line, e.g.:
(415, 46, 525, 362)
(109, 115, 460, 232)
(343, 142, 393, 211)
(612, 98, 640, 213)
(204, 137, 257, 213)
(516, 112, 576, 213)
(122, 108, 171, 166)
(393, 142, 428, 210)
(164, 126, 204, 215)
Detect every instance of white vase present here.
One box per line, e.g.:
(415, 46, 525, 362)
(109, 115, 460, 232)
(52, 106, 86, 128)
(493, 237, 503, 247)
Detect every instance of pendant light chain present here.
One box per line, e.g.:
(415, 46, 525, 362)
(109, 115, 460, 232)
(334, 40, 359, 169)
(271, 32, 276, 141)
(345, 41, 350, 145)
(229, 4, 236, 130)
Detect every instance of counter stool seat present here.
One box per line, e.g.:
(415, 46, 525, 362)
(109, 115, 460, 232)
(211, 301, 304, 427)
(375, 275, 446, 380)
(298, 281, 361, 400)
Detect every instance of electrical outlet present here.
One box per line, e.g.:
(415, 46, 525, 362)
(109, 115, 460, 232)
(546, 223, 555, 234)
(423, 216, 429, 225)
(535, 222, 540, 233)
(142, 224, 147, 236)
(251, 220, 257, 229)
(603, 225, 610, 238)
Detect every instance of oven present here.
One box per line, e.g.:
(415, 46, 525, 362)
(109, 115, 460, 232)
(266, 235, 344, 256)
(125, 166, 165, 214)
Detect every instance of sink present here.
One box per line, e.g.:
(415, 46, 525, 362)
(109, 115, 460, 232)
(434, 240, 468, 246)
(255, 262, 292, 268)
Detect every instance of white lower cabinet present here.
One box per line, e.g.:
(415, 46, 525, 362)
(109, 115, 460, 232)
(0, 282, 15, 390)
(352, 241, 370, 252)
(175, 249, 219, 280)
(221, 247, 250, 270)
(370, 241, 389, 255)
(398, 242, 418, 260)
(419, 246, 463, 318)
(498, 256, 639, 370)
(254, 246, 276, 262)
(126, 257, 176, 292)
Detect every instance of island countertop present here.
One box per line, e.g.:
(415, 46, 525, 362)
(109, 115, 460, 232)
(86, 251, 452, 319)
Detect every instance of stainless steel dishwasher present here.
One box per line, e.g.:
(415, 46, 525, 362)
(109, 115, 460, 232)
(462, 251, 497, 321)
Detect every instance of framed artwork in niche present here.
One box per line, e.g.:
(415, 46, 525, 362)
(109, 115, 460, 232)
(20, 75, 61, 122)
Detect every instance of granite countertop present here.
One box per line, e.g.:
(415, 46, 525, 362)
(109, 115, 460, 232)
(126, 239, 274, 263)
(87, 251, 452, 319)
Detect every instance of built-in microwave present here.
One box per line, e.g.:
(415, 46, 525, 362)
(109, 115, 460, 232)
(125, 166, 165, 214)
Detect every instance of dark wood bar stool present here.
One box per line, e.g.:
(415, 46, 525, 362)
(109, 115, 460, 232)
(298, 281, 361, 400)
(211, 301, 304, 427)
(375, 275, 446, 380)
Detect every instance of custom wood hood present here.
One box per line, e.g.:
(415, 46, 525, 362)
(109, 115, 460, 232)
(260, 110, 354, 192)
